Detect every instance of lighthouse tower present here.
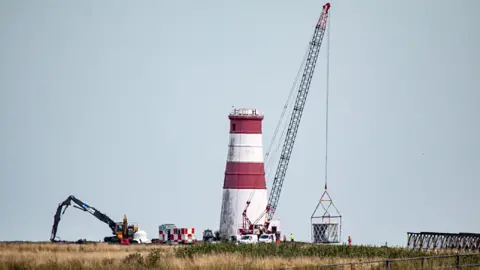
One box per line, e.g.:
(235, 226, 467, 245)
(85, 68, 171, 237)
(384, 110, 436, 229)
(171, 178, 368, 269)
(219, 108, 268, 239)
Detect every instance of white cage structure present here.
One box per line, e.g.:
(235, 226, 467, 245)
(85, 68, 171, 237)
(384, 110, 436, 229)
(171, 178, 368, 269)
(312, 222, 340, 243)
(310, 188, 342, 244)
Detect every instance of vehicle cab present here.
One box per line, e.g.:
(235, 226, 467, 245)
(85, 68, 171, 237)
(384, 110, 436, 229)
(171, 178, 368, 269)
(258, 234, 275, 243)
(238, 234, 258, 244)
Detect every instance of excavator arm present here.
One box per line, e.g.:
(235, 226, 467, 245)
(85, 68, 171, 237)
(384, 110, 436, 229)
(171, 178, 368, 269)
(50, 195, 117, 242)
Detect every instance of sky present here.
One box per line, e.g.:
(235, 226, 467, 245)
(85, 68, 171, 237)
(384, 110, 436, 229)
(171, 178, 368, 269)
(0, 0, 479, 246)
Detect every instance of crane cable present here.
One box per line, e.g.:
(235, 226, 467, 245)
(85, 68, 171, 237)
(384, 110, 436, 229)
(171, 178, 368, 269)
(265, 41, 311, 174)
(324, 7, 331, 191)
(264, 46, 309, 180)
(244, 41, 312, 208)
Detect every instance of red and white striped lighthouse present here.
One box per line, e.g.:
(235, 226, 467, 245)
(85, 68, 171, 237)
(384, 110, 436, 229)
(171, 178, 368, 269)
(219, 108, 268, 239)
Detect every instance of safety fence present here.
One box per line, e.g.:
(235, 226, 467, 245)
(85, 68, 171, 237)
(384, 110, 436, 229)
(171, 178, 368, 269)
(316, 253, 480, 269)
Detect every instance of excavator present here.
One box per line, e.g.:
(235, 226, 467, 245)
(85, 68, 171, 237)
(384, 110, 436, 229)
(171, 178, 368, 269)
(50, 195, 139, 245)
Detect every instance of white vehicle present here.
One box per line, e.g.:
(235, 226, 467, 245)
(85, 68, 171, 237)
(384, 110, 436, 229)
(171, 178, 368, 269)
(132, 230, 152, 244)
(238, 234, 258, 244)
(258, 234, 275, 243)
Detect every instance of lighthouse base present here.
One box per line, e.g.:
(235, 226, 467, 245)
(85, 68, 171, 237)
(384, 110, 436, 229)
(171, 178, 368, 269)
(219, 188, 268, 240)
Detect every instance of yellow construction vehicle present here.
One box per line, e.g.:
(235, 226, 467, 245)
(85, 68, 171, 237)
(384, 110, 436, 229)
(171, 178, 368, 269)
(51, 195, 139, 245)
(113, 215, 139, 244)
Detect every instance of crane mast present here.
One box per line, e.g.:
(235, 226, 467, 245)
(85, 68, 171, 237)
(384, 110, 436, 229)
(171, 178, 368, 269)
(252, 2, 331, 230)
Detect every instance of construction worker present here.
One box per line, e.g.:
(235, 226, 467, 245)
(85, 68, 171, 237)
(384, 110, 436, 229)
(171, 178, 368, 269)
(348, 236, 352, 246)
(290, 233, 294, 242)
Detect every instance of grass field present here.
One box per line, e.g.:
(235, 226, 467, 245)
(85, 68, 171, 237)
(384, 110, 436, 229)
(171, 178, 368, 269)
(0, 242, 478, 269)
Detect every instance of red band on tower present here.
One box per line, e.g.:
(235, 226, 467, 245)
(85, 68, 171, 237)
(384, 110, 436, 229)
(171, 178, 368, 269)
(229, 115, 263, 134)
(223, 162, 266, 189)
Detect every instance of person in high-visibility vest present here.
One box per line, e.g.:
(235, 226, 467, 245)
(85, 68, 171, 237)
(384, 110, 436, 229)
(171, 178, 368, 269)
(290, 233, 294, 242)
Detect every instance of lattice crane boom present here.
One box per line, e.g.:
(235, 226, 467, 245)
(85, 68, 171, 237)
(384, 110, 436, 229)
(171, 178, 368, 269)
(253, 2, 331, 229)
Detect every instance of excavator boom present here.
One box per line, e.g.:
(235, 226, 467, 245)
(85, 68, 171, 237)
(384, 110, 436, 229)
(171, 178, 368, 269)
(50, 195, 117, 242)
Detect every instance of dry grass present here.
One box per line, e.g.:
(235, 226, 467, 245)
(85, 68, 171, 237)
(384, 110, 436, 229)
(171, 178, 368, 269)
(0, 242, 477, 270)
(0, 243, 371, 269)
(0, 242, 166, 253)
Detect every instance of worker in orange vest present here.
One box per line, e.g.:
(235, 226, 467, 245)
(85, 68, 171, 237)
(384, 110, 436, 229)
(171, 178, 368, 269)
(348, 236, 352, 246)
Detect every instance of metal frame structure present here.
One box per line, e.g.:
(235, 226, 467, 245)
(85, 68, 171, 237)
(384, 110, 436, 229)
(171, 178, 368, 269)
(407, 232, 480, 251)
(310, 188, 342, 243)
